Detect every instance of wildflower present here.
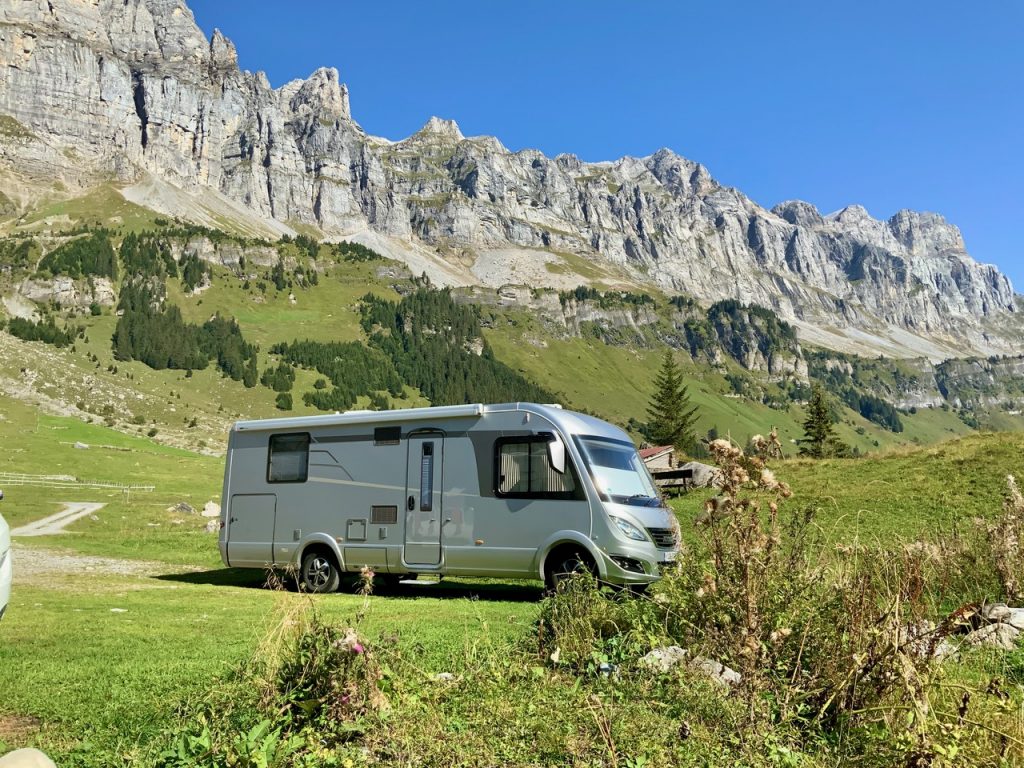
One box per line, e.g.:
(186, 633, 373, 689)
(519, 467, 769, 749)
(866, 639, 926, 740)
(333, 627, 364, 654)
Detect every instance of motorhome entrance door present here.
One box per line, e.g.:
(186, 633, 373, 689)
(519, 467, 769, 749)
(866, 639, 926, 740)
(404, 434, 443, 565)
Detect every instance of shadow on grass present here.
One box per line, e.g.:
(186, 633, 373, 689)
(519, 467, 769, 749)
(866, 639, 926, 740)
(153, 568, 269, 589)
(153, 569, 545, 603)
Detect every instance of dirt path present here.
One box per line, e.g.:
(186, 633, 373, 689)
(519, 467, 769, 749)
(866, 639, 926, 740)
(10, 544, 166, 581)
(11, 502, 106, 537)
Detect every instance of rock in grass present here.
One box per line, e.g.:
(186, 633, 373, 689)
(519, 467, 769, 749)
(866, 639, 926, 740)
(983, 603, 1013, 623)
(167, 502, 195, 515)
(678, 462, 723, 489)
(1006, 608, 1024, 631)
(690, 656, 742, 687)
(640, 645, 689, 674)
(964, 623, 1021, 651)
(201, 501, 221, 518)
(640, 646, 741, 687)
(204, 519, 220, 534)
(979, 603, 1024, 631)
(0, 748, 57, 768)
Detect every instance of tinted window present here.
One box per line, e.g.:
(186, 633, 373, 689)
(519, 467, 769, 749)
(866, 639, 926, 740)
(267, 433, 310, 483)
(495, 438, 578, 499)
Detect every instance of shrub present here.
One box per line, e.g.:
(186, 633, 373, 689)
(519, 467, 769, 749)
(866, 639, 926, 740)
(535, 437, 1024, 763)
(154, 605, 385, 767)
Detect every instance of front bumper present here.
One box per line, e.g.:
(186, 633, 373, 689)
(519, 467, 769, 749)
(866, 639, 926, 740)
(597, 542, 678, 585)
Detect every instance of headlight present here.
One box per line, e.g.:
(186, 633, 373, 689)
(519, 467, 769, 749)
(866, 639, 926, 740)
(611, 516, 647, 542)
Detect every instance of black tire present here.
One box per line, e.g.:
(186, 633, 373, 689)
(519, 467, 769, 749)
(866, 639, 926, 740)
(299, 548, 341, 594)
(544, 546, 597, 591)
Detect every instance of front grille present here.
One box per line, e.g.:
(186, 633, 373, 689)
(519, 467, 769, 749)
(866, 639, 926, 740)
(646, 527, 678, 549)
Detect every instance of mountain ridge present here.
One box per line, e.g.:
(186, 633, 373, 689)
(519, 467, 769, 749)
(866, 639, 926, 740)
(0, 0, 1018, 360)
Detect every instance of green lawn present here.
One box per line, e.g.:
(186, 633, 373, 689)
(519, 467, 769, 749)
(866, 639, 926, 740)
(0, 403, 1022, 764)
(671, 431, 1024, 544)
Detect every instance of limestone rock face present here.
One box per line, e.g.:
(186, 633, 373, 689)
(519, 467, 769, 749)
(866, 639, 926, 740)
(0, 0, 1017, 356)
(18, 276, 116, 307)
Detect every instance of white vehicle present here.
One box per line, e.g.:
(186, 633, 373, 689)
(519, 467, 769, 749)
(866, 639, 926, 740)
(0, 490, 11, 620)
(219, 403, 680, 592)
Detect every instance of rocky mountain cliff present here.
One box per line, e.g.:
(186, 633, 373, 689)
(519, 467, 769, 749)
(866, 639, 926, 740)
(0, 0, 1018, 359)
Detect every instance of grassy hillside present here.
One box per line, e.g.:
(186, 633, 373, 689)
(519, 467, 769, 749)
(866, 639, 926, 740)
(0, 408, 1021, 765)
(486, 306, 979, 453)
(0, 395, 222, 565)
(672, 431, 1024, 544)
(0, 223, 1016, 460)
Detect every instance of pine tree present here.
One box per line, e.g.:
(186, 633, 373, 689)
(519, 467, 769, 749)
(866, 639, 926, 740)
(243, 355, 258, 389)
(645, 350, 699, 451)
(798, 386, 848, 458)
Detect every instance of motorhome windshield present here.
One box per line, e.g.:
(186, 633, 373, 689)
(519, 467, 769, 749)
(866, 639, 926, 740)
(577, 435, 661, 506)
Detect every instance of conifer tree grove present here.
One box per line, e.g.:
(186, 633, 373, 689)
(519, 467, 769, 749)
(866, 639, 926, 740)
(645, 350, 699, 451)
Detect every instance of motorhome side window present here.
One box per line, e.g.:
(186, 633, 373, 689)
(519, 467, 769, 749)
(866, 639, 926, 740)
(267, 433, 310, 483)
(495, 437, 577, 499)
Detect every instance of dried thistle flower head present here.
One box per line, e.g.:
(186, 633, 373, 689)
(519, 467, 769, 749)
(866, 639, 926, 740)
(759, 468, 779, 491)
(709, 438, 742, 461)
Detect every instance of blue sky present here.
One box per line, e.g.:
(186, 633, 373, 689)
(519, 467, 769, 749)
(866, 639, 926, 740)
(188, 1, 1023, 291)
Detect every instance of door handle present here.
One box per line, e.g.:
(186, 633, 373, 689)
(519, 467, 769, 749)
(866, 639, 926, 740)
(407, 495, 415, 511)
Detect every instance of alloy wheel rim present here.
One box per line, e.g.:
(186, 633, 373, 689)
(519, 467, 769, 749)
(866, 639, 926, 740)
(306, 557, 331, 588)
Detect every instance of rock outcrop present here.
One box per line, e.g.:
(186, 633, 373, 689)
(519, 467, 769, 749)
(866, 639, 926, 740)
(0, 0, 1017, 356)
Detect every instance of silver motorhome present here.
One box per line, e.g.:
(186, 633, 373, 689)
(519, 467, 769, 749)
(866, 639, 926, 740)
(219, 403, 680, 592)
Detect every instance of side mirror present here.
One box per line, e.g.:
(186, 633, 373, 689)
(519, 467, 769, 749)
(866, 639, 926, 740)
(547, 435, 566, 475)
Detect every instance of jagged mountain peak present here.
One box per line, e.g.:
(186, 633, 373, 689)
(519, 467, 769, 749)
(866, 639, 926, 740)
(287, 67, 350, 121)
(644, 149, 714, 195)
(0, 0, 1018, 360)
(208, 28, 237, 72)
(413, 116, 464, 141)
(771, 200, 824, 228)
(886, 209, 965, 255)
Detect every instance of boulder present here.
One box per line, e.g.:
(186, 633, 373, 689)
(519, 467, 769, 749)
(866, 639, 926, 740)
(983, 603, 1013, 623)
(0, 749, 57, 768)
(639, 646, 741, 687)
(167, 502, 195, 514)
(980, 603, 1024, 631)
(1006, 608, 1024, 631)
(679, 462, 723, 489)
(204, 519, 220, 534)
(640, 645, 689, 674)
(964, 623, 1021, 651)
(691, 656, 742, 687)
(201, 501, 221, 518)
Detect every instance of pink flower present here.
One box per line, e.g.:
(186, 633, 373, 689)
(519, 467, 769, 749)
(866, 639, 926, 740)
(352, 642, 364, 655)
